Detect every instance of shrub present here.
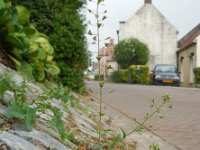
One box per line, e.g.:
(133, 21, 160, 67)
(94, 74, 104, 81)
(12, 0, 88, 91)
(0, 1, 60, 82)
(129, 65, 150, 84)
(194, 67, 200, 84)
(111, 69, 129, 83)
(115, 38, 149, 69)
(128, 66, 137, 84)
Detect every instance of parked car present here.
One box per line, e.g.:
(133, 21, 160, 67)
(86, 71, 96, 80)
(152, 64, 180, 86)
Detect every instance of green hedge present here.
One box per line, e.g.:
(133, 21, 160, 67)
(129, 65, 150, 84)
(194, 67, 200, 84)
(111, 65, 150, 84)
(94, 74, 104, 81)
(111, 69, 129, 83)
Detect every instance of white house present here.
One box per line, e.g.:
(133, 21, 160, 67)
(118, 0, 178, 70)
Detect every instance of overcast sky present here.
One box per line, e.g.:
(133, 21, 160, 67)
(86, 0, 200, 59)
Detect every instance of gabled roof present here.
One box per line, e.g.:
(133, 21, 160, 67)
(178, 23, 200, 50)
(122, 2, 177, 34)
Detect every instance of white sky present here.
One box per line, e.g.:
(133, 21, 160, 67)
(86, 0, 200, 60)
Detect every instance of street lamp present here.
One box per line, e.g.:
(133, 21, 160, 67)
(116, 30, 119, 44)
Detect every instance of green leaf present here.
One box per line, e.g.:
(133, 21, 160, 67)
(88, 30, 93, 35)
(34, 63, 45, 81)
(135, 125, 144, 133)
(7, 54, 21, 66)
(17, 61, 34, 79)
(5, 34, 23, 48)
(16, 6, 30, 25)
(92, 36, 97, 41)
(24, 107, 36, 131)
(11, 48, 22, 60)
(0, 8, 10, 26)
(23, 26, 37, 36)
(87, 9, 92, 13)
(99, 81, 104, 87)
(0, 0, 6, 8)
(45, 63, 60, 75)
(90, 97, 95, 101)
(49, 107, 67, 139)
(0, 7, 18, 25)
(96, 56, 101, 61)
(0, 73, 11, 99)
(108, 89, 114, 93)
(168, 104, 173, 109)
(99, 112, 105, 116)
(107, 65, 113, 70)
(150, 144, 160, 150)
(97, 0, 103, 4)
(17, 34, 30, 50)
(109, 134, 123, 150)
(7, 99, 36, 131)
(46, 56, 53, 62)
(7, 100, 25, 119)
(102, 15, 107, 20)
(6, 22, 15, 32)
(105, 37, 111, 40)
(120, 128, 126, 139)
(98, 23, 102, 28)
(28, 42, 39, 54)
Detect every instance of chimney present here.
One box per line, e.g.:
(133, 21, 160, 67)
(144, 0, 152, 4)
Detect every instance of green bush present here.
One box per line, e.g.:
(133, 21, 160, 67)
(12, 0, 88, 91)
(0, 1, 60, 82)
(111, 69, 129, 83)
(129, 65, 150, 84)
(128, 66, 137, 84)
(115, 38, 149, 69)
(194, 67, 200, 84)
(94, 74, 104, 81)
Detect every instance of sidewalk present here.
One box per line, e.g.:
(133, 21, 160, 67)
(85, 95, 181, 150)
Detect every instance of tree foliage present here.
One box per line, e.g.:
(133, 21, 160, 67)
(12, 0, 88, 90)
(115, 38, 149, 69)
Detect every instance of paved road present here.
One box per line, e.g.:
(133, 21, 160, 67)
(86, 81, 200, 150)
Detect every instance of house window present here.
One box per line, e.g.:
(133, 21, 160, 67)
(189, 53, 194, 83)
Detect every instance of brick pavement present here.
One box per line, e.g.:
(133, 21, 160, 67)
(86, 81, 200, 150)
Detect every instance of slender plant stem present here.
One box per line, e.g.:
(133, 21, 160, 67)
(96, 2, 103, 149)
(126, 103, 165, 137)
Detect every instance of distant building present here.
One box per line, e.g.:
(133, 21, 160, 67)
(177, 23, 200, 87)
(99, 39, 118, 77)
(118, 0, 178, 70)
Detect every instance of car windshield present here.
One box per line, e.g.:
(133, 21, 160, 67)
(155, 65, 176, 73)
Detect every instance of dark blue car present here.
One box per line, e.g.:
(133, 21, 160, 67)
(152, 64, 180, 86)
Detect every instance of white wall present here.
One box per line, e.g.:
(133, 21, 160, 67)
(119, 4, 177, 70)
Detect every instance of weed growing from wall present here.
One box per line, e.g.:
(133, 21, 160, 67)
(0, 72, 77, 142)
(87, 0, 172, 149)
(87, 0, 110, 148)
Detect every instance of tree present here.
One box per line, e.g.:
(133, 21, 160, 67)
(12, 0, 88, 90)
(115, 38, 149, 69)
